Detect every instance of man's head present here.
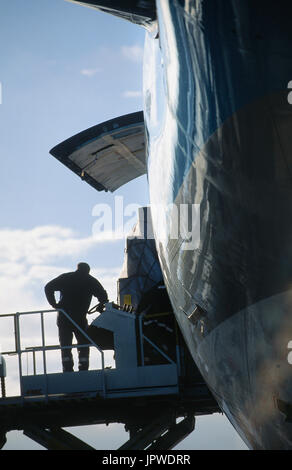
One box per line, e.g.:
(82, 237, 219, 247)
(77, 262, 90, 274)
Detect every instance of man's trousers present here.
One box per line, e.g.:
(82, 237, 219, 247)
(57, 315, 89, 372)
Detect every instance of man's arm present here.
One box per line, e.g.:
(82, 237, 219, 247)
(92, 278, 109, 304)
(44, 275, 64, 308)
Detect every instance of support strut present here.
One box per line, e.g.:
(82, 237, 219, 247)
(119, 413, 195, 450)
(23, 426, 95, 450)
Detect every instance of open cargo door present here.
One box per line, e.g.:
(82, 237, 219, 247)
(65, 0, 156, 29)
(50, 111, 146, 192)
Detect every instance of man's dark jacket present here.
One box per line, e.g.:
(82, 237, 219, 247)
(45, 270, 108, 321)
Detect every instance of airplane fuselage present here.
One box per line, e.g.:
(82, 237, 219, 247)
(144, 0, 292, 449)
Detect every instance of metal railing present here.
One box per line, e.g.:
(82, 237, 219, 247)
(0, 306, 180, 402)
(138, 310, 181, 375)
(0, 308, 106, 400)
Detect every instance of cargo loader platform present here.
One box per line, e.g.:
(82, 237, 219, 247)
(0, 304, 219, 450)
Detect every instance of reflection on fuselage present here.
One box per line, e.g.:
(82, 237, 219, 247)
(144, 0, 292, 449)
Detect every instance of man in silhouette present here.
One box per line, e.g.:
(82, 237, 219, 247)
(45, 262, 108, 372)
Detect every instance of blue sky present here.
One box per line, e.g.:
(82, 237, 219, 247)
(0, 0, 247, 450)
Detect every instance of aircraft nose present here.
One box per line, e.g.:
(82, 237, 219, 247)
(195, 290, 292, 449)
(247, 291, 292, 449)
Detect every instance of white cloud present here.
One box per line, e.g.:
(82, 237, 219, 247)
(0, 225, 122, 314)
(122, 90, 142, 99)
(0, 225, 123, 265)
(80, 67, 100, 77)
(0, 225, 123, 396)
(121, 44, 144, 63)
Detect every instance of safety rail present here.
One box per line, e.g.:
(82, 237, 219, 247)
(0, 308, 106, 401)
(138, 311, 180, 371)
(0, 305, 184, 405)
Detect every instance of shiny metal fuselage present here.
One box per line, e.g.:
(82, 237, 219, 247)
(144, 0, 292, 449)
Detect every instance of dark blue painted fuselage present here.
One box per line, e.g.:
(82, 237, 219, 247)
(144, 0, 292, 449)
